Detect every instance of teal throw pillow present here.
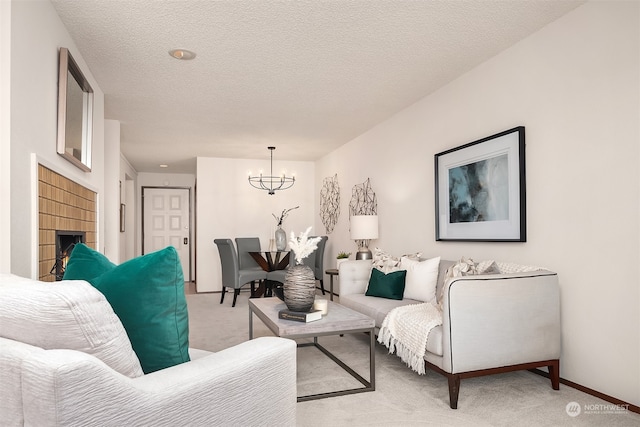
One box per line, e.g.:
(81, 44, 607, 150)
(64, 244, 190, 374)
(63, 243, 116, 281)
(365, 268, 407, 300)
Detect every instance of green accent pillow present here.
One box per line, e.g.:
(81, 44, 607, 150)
(64, 244, 190, 374)
(63, 243, 116, 281)
(365, 268, 407, 300)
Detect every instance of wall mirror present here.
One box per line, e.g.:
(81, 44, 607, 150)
(57, 47, 93, 172)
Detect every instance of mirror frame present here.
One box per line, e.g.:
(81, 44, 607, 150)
(56, 47, 93, 172)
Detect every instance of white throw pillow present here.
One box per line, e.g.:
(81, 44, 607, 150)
(0, 274, 144, 378)
(400, 256, 440, 302)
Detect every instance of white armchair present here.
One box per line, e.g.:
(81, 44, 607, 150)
(0, 274, 297, 426)
(3, 337, 295, 426)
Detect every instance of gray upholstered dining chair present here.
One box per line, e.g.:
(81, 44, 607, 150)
(235, 237, 263, 272)
(313, 236, 328, 295)
(214, 239, 267, 307)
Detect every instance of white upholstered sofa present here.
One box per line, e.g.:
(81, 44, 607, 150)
(338, 259, 561, 409)
(0, 274, 297, 426)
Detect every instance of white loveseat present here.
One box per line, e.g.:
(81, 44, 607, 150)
(0, 274, 297, 426)
(338, 259, 561, 409)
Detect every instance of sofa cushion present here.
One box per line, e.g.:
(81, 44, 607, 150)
(64, 244, 190, 374)
(425, 325, 443, 356)
(340, 293, 420, 328)
(0, 337, 44, 426)
(400, 256, 440, 302)
(365, 268, 406, 300)
(0, 273, 143, 378)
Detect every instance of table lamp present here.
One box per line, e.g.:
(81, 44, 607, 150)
(350, 215, 379, 260)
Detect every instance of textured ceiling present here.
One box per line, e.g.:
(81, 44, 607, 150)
(51, 0, 583, 173)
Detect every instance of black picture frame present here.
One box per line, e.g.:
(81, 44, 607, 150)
(435, 126, 526, 242)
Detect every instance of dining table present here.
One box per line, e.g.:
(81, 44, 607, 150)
(248, 251, 290, 297)
(248, 250, 290, 272)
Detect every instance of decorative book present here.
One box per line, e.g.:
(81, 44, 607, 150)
(278, 309, 322, 323)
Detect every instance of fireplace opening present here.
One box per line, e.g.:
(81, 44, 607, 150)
(50, 231, 85, 280)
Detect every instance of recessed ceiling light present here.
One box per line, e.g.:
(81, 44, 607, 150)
(159, 164, 169, 168)
(168, 49, 196, 60)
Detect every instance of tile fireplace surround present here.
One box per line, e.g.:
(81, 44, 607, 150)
(38, 165, 97, 281)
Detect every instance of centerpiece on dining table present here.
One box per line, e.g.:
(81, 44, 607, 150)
(283, 227, 322, 312)
(273, 206, 299, 251)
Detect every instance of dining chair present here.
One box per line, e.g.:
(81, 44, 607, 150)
(314, 236, 328, 295)
(235, 237, 263, 272)
(214, 239, 267, 307)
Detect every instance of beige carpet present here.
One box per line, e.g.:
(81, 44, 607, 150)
(187, 291, 639, 426)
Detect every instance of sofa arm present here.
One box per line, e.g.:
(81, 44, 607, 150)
(441, 271, 560, 374)
(21, 337, 297, 427)
(338, 260, 372, 296)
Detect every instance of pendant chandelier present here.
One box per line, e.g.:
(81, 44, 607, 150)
(248, 146, 295, 195)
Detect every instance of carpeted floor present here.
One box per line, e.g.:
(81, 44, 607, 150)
(187, 290, 639, 426)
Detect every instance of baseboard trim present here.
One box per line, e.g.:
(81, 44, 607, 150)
(530, 369, 639, 414)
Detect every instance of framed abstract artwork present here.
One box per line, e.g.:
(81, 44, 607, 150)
(435, 126, 526, 242)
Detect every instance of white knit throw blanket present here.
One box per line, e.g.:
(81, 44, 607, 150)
(377, 301, 442, 375)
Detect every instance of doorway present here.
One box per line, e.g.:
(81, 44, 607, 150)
(142, 187, 191, 281)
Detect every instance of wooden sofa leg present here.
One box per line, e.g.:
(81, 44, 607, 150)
(220, 287, 226, 304)
(548, 360, 560, 390)
(447, 374, 460, 409)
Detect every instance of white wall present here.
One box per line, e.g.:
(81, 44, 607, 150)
(120, 154, 138, 263)
(0, 0, 11, 273)
(197, 156, 315, 292)
(9, 0, 108, 278)
(104, 120, 121, 262)
(316, 1, 639, 406)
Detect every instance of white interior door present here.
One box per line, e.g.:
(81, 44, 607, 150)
(143, 187, 191, 281)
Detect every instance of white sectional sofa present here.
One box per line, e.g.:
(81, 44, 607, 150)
(338, 259, 561, 409)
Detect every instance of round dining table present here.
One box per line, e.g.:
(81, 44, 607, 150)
(247, 251, 290, 297)
(248, 251, 290, 272)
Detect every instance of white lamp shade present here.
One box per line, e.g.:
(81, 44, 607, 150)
(350, 215, 379, 240)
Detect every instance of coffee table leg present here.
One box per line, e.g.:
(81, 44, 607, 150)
(369, 329, 375, 390)
(249, 306, 254, 340)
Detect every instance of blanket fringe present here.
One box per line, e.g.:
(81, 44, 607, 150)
(378, 325, 427, 375)
(377, 301, 442, 376)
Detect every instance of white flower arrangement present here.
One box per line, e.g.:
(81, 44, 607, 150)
(289, 227, 322, 265)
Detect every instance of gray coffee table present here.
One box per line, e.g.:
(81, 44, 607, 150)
(249, 298, 375, 402)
